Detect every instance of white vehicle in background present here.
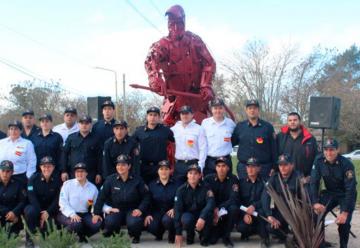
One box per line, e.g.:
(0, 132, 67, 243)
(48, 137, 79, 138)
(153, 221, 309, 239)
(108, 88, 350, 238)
(343, 150, 360, 160)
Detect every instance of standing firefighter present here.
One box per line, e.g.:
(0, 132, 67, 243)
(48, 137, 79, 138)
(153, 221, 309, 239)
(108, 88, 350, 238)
(144, 5, 216, 126)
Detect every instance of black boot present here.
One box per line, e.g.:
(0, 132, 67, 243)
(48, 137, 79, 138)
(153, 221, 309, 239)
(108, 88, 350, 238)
(186, 230, 195, 245)
(132, 236, 140, 244)
(155, 233, 163, 241)
(261, 237, 270, 248)
(168, 231, 175, 244)
(223, 237, 234, 248)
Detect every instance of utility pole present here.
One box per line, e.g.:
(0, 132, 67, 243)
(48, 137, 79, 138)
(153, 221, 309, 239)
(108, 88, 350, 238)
(123, 73, 127, 121)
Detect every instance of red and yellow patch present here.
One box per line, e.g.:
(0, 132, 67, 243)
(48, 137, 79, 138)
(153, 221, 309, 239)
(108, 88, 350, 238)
(15, 151, 22, 156)
(187, 140, 194, 147)
(224, 137, 231, 142)
(87, 199, 93, 206)
(256, 137, 264, 144)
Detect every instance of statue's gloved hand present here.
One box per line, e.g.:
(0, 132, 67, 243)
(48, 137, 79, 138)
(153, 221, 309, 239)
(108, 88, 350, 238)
(150, 77, 165, 96)
(200, 87, 214, 101)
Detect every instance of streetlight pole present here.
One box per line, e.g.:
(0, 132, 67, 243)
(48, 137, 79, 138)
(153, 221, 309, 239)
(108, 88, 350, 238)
(94, 66, 119, 119)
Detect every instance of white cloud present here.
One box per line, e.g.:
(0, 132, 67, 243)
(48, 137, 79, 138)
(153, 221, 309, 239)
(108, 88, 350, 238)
(87, 12, 106, 24)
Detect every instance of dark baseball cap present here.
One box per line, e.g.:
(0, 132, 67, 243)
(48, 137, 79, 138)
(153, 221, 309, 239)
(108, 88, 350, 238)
(78, 115, 92, 123)
(8, 120, 23, 130)
(116, 154, 130, 164)
(101, 100, 115, 109)
(278, 154, 292, 165)
(22, 109, 35, 116)
(246, 157, 260, 166)
(64, 107, 77, 115)
(211, 98, 225, 107)
(74, 162, 87, 171)
(158, 160, 170, 169)
(245, 99, 260, 108)
(146, 106, 160, 115)
(113, 120, 128, 128)
(323, 138, 339, 149)
(179, 105, 193, 114)
(39, 156, 54, 166)
(187, 163, 201, 173)
(39, 113, 53, 122)
(0, 160, 14, 171)
(215, 156, 229, 165)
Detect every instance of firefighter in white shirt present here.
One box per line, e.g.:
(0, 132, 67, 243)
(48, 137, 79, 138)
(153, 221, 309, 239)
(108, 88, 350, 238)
(0, 120, 36, 185)
(171, 105, 207, 186)
(57, 162, 101, 242)
(53, 107, 79, 143)
(201, 98, 235, 176)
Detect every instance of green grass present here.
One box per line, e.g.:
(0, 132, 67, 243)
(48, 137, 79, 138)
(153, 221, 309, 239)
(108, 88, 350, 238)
(232, 157, 360, 204)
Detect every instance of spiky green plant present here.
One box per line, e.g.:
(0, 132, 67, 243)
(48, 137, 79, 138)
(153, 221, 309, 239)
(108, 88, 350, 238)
(0, 224, 21, 248)
(23, 218, 79, 248)
(266, 175, 325, 248)
(91, 231, 131, 248)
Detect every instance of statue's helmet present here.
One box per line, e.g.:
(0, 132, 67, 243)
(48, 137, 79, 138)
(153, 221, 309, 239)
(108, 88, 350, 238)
(165, 5, 185, 39)
(165, 5, 185, 24)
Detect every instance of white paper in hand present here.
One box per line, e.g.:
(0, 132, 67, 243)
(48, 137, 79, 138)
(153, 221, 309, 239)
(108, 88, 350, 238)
(218, 208, 228, 217)
(240, 205, 258, 217)
(325, 219, 336, 226)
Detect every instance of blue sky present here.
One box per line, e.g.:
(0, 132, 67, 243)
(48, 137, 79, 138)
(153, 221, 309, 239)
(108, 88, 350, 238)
(0, 0, 359, 99)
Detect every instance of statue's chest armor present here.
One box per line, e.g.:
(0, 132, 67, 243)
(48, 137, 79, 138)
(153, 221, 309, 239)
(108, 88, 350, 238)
(165, 38, 201, 76)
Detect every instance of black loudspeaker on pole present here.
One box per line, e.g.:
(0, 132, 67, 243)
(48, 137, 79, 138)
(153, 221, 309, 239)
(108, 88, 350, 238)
(308, 96, 341, 151)
(87, 96, 111, 121)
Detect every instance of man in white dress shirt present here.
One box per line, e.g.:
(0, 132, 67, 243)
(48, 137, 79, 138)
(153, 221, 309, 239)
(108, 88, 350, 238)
(53, 107, 79, 143)
(0, 120, 36, 185)
(201, 98, 235, 176)
(57, 162, 101, 242)
(171, 105, 207, 186)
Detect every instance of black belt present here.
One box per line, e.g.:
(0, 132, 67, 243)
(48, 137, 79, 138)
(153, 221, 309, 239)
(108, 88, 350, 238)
(175, 159, 198, 164)
(206, 154, 231, 160)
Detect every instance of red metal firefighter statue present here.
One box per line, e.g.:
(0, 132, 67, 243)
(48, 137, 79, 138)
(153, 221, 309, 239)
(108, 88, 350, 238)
(144, 4, 216, 126)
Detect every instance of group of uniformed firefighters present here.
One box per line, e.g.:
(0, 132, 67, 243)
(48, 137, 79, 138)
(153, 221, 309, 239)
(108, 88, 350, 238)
(0, 99, 357, 248)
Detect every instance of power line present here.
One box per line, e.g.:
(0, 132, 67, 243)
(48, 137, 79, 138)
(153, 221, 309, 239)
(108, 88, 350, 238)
(125, 0, 163, 34)
(148, 0, 163, 17)
(0, 23, 92, 68)
(0, 57, 46, 80)
(0, 57, 86, 97)
(0, 58, 43, 80)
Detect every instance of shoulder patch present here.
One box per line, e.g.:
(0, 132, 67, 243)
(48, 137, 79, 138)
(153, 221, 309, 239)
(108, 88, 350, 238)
(345, 170, 354, 179)
(27, 185, 33, 191)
